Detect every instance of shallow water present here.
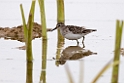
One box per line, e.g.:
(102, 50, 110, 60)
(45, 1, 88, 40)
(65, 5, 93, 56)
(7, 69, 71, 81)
(0, 0, 124, 83)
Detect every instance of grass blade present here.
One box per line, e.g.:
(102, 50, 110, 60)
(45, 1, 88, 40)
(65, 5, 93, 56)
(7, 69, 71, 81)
(91, 59, 119, 83)
(28, 0, 36, 24)
(20, 4, 28, 41)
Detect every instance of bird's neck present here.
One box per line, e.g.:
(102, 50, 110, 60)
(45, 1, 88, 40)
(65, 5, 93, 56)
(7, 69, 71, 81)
(59, 25, 66, 29)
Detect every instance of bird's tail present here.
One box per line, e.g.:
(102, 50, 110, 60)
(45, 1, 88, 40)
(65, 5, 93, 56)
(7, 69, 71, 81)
(82, 29, 97, 34)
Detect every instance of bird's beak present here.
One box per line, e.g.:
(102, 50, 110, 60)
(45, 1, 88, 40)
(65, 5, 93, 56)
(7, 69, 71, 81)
(51, 27, 57, 31)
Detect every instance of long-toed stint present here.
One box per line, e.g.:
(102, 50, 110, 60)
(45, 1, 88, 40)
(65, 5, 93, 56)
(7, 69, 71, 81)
(51, 22, 97, 45)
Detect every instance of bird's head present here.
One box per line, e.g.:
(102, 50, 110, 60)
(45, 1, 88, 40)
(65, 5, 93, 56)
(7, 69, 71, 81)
(51, 22, 65, 31)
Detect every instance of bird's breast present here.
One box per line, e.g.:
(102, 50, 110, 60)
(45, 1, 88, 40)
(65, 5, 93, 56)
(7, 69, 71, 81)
(64, 32, 83, 40)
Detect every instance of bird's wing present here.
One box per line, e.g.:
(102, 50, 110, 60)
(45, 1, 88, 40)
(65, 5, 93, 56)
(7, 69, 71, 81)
(67, 25, 85, 34)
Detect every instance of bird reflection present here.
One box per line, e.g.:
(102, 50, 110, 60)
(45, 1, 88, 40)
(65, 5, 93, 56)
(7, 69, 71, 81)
(57, 46, 97, 65)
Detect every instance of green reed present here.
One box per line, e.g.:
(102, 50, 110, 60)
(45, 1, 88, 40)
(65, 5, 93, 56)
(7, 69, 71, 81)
(26, 14, 33, 62)
(56, 0, 65, 40)
(20, 0, 36, 62)
(55, 0, 65, 66)
(92, 20, 123, 83)
(40, 39, 47, 83)
(26, 62, 33, 83)
(91, 59, 119, 83)
(38, 0, 48, 82)
(56, 0, 75, 82)
(38, 0, 47, 39)
(20, 4, 27, 39)
(111, 20, 123, 83)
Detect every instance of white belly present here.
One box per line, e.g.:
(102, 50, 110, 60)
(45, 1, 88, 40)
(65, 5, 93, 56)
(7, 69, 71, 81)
(64, 33, 83, 40)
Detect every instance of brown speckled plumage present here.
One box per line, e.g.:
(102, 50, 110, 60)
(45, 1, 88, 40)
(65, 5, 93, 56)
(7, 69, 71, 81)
(67, 25, 85, 34)
(51, 22, 97, 45)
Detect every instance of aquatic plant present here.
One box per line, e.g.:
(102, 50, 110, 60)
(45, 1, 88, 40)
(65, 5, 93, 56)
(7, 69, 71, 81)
(57, 0, 65, 40)
(38, 0, 48, 82)
(91, 59, 119, 83)
(20, 1, 36, 83)
(92, 20, 123, 83)
(55, 0, 65, 66)
(111, 20, 123, 83)
(20, 0, 36, 62)
(26, 62, 33, 83)
(38, 0, 47, 39)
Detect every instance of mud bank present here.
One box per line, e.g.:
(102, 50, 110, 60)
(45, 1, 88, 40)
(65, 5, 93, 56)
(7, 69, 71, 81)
(0, 22, 51, 42)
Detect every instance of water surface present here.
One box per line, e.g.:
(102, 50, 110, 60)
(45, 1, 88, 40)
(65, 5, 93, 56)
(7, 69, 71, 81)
(0, 0, 124, 83)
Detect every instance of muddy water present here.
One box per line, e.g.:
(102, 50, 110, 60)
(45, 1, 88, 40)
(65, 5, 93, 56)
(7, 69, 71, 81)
(0, 0, 124, 83)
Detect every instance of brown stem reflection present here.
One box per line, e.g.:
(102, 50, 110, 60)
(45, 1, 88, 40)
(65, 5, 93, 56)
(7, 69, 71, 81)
(58, 46, 97, 65)
(55, 38, 65, 67)
(26, 62, 33, 83)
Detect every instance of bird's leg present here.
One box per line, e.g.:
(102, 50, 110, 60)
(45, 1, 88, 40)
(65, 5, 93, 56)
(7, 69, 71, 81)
(82, 36, 85, 43)
(82, 36, 85, 48)
(82, 42, 85, 48)
(76, 39, 79, 46)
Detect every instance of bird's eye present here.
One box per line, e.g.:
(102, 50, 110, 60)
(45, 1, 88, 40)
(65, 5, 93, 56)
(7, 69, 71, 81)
(57, 24, 61, 27)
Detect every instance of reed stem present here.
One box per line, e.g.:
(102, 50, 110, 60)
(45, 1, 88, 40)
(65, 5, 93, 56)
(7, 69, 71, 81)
(20, 0, 36, 62)
(111, 20, 123, 83)
(26, 14, 33, 61)
(40, 39, 47, 83)
(20, 4, 28, 41)
(26, 62, 33, 83)
(38, 0, 47, 39)
(38, 0, 47, 82)
(56, 0, 65, 40)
